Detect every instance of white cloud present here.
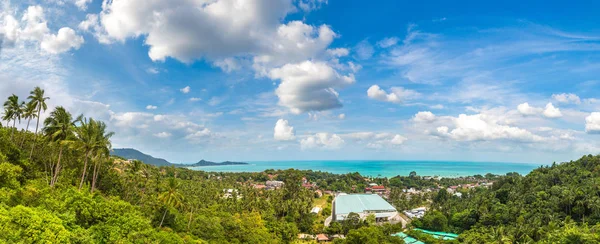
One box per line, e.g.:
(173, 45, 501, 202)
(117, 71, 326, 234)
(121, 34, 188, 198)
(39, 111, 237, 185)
(377, 37, 399, 48)
(40, 27, 84, 54)
(338, 113, 345, 119)
(146, 105, 157, 110)
(180, 86, 191, 94)
(297, 0, 327, 12)
(433, 113, 545, 142)
(273, 119, 295, 141)
(185, 128, 213, 144)
(414, 111, 436, 122)
(354, 39, 374, 59)
(390, 134, 407, 145)
(74, 0, 93, 11)
(585, 112, 600, 134)
(269, 61, 355, 114)
(343, 132, 407, 149)
(146, 67, 159, 74)
(517, 102, 542, 116)
(153, 132, 172, 138)
(300, 133, 344, 150)
(326, 48, 349, 57)
(189, 97, 201, 102)
(94, 0, 336, 69)
(552, 93, 581, 104)
(1, 5, 84, 54)
(543, 103, 562, 118)
(367, 85, 419, 103)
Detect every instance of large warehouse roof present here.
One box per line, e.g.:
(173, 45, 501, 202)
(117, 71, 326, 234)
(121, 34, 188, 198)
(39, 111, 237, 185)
(334, 194, 396, 215)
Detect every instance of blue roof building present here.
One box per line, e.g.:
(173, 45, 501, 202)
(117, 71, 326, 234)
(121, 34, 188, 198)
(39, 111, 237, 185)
(332, 194, 398, 222)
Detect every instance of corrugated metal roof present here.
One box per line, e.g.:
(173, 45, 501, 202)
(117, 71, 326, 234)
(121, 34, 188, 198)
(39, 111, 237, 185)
(334, 194, 396, 215)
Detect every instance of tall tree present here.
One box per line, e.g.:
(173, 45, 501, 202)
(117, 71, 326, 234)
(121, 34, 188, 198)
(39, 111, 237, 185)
(3, 94, 24, 140)
(158, 178, 184, 228)
(28, 87, 49, 159)
(42, 106, 76, 187)
(19, 102, 38, 147)
(74, 117, 95, 191)
(89, 120, 114, 193)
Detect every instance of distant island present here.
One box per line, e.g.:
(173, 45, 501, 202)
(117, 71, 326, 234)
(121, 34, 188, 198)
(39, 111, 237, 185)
(181, 159, 248, 167)
(111, 148, 247, 167)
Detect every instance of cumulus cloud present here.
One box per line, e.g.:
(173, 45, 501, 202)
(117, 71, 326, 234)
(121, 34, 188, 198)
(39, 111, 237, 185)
(40, 27, 84, 54)
(517, 102, 542, 116)
(543, 103, 562, 118)
(301, 133, 345, 150)
(432, 113, 544, 142)
(343, 132, 407, 149)
(326, 48, 349, 57)
(274, 119, 295, 141)
(367, 85, 420, 103)
(585, 112, 600, 134)
(146, 105, 157, 110)
(180, 86, 191, 94)
(414, 111, 436, 122)
(338, 113, 346, 119)
(93, 0, 336, 69)
(269, 61, 355, 114)
(189, 97, 201, 102)
(552, 93, 581, 104)
(1, 5, 84, 54)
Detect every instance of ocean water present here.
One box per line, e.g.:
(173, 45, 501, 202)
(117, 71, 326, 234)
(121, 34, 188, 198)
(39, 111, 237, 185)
(188, 160, 545, 178)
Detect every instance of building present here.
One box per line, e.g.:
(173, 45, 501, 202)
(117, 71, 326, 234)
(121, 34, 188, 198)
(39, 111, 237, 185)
(311, 207, 321, 214)
(403, 207, 426, 219)
(266, 180, 284, 189)
(332, 194, 399, 223)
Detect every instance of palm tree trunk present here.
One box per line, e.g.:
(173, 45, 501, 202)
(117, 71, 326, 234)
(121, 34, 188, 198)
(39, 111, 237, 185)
(51, 146, 63, 187)
(19, 118, 32, 147)
(79, 151, 90, 191)
(10, 119, 16, 140)
(91, 159, 100, 193)
(29, 107, 41, 160)
(160, 208, 168, 228)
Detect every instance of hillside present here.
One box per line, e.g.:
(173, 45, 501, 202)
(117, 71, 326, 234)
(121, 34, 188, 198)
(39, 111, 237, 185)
(413, 154, 600, 243)
(111, 148, 173, 167)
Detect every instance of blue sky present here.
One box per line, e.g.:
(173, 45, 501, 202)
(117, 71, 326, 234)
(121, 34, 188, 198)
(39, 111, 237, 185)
(1, 0, 599, 163)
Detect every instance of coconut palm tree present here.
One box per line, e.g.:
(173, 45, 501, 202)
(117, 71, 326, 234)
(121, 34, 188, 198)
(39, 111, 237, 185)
(89, 120, 114, 193)
(3, 94, 24, 140)
(19, 102, 38, 147)
(28, 87, 49, 159)
(74, 117, 114, 191)
(74, 117, 95, 191)
(158, 178, 184, 228)
(42, 106, 76, 187)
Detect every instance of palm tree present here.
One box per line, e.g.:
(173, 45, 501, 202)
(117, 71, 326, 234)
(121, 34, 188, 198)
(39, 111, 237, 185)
(42, 106, 76, 187)
(158, 178, 184, 228)
(89, 120, 114, 193)
(19, 102, 38, 147)
(28, 87, 50, 159)
(74, 117, 114, 191)
(3, 94, 24, 140)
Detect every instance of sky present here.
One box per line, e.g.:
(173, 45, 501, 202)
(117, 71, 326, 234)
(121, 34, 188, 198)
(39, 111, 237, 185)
(1, 0, 600, 164)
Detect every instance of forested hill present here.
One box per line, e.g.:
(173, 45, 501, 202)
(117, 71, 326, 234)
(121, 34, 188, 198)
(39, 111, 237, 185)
(111, 148, 173, 166)
(414, 154, 600, 243)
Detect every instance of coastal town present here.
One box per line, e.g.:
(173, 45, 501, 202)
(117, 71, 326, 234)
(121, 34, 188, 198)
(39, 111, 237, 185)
(215, 171, 497, 242)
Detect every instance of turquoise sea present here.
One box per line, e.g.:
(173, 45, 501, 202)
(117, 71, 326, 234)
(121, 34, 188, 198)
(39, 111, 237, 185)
(188, 160, 545, 178)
